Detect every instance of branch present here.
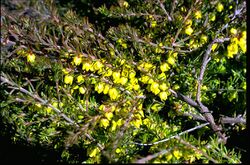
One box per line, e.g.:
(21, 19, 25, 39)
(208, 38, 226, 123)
(0, 73, 104, 150)
(133, 122, 209, 146)
(157, 0, 172, 21)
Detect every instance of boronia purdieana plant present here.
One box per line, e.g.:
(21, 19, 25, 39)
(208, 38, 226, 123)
(0, 0, 246, 163)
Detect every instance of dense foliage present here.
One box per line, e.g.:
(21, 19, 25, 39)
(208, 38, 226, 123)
(0, 0, 247, 163)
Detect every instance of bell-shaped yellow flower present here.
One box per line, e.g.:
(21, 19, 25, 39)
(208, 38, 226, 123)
(100, 118, 110, 129)
(159, 91, 168, 101)
(108, 88, 119, 100)
(150, 82, 160, 95)
(95, 82, 105, 94)
(217, 3, 224, 12)
(185, 26, 193, 36)
(77, 75, 84, 83)
(160, 63, 170, 72)
(79, 87, 86, 94)
(73, 56, 82, 66)
(167, 56, 176, 65)
(105, 112, 113, 121)
(27, 53, 36, 63)
(64, 75, 73, 85)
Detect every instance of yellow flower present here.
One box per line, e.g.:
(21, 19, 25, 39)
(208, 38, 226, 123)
(242, 31, 246, 39)
(230, 28, 237, 35)
(132, 119, 142, 128)
(185, 26, 193, 36)
(64, 75, 73, 85)
(121, 43, 127, 49)
(159, 91, 168, 101)
(27, 53, 36, 63)
(93, 61, 104, 71)
(77, 75, 84, 83)
(103, 84, 110, 94)
(140, 75, 150, 84)
(105, 112, 113, 121)
(209, 14, 216, 21)
(104, 68, 113, 77)
(238, 37, 246, 53)
(95, 82, 105, 94)
(167, 56, 176, 65)
(201, 35, 208, 44)
(79, 87, 86, 94)
(151, 20, 157, 28)
(194, 10, 202, 19)
(73, 55, 82, 66)
(129, 71, 136, 79)
(159, 83, 168, 91)
(211, 43, 218, 51)
(227, 43, 238, 58)
(151, 103, 163, 112)
(123, 1, 129, 8)
(100, 118, 110, 129)
(160, 63, 170, 72)
(108, 88, 119, 100)
(173, 150, 182, 160)
(112, 71, 121, 81)
(82, 62, 92, 71)
(217, 3, 224, 12)
(150, 82, 160, 95)
(89, 147, 100, 157)
(118, 77, 128, 85)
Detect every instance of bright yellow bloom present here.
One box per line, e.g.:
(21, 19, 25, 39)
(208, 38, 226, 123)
(93, 61, 104, 71)
(209, 14, 216, 21)
(95, 82, 105, 94)
(82, 62, 92, 71)
(132, 119, 142, 128)
(201, 35, 208, 44)
(77, 75, 84, 83)
(27, 53, 36, 63)
(194, 10, 202, 19)
(105, 112, 113, 121)
(151, 103, 163, 112)
(140, 75, 150, 84)
(123, 1, 129, 8)
(119, 77, 128, 85)
(79, 87, 86, 94)
(151, 20, 157, 28)
(242, 31, 246, 39)
(159, 91, 168, 101)
(173, 150, 182, 160)
(89, 147, 100, 157)
(150, 82, 160, 95)
(129, 71, 136, 79)
(112, 71, 121, 81)
(185, 26, 193, 36)
(211, 43, 218, 51)
(100, 118, 109, 129)
(227, 43, 238, 58)
(238, 37, 246, 53)
(217, 3, 224, 12)
(103, 84, 110, 94)
(160, 63, 170, 72)
(157, 72, 166, 80)
(167, 56, 176, 65)
(109, 88, 119, 100)
(104, 68, 113, 77)
(64, 75, 73, 85)
(159, 83, 168, 91)
(230, 28, 237, 35)
(73, 56, 82, 66)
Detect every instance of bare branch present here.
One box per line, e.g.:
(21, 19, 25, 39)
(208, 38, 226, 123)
(133, 122, 209, 146)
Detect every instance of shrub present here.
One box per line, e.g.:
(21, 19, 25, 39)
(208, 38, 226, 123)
(1, 0, 246, 163)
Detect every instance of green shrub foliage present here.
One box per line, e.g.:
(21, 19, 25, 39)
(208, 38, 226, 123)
(1, 0, 246, 163)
